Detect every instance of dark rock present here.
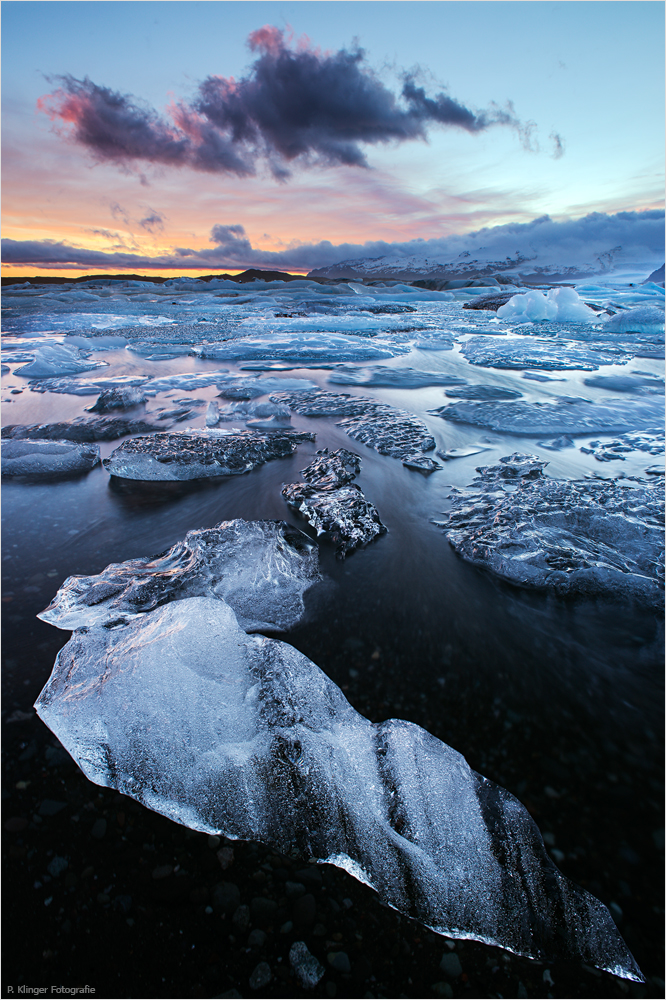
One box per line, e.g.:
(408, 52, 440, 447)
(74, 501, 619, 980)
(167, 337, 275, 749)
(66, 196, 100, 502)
(232, 904, 250, 932)
(439, 952, 463, 978)
(327, 950, 351, 974)
(248, 962, 272, 990)
(248, 928, 267, 948)
(462, 292, 516, 311)
(38, 800, 67, 817)
(292, 893, 317, 927)
(91, 818, 107, 840)
(251, 896, 278, 926)
(103, 429, 315, 480)
(290, 941, 325, 986)
(212, 881, 241, 913)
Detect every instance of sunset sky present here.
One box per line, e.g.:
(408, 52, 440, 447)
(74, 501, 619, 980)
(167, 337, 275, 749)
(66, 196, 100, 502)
(2, 0, 664, 278)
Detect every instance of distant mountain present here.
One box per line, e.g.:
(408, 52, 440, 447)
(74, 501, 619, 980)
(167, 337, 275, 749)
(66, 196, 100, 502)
(308, 247, 660, 284)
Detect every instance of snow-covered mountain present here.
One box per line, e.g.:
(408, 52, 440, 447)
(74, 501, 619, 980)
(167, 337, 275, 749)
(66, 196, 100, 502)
(308, 213, 665, 284)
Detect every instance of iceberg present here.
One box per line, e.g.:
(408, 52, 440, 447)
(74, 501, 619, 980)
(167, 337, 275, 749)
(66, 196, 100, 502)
(103, 429, 314, 481)
(273, 391, 436, 461)
(14, 344, 109, 379)
(1, 438, 100, 478)
(441, 454, 664, 607)
(438, 396, 664, 436)
(497, 288, 598, 323)
(282, 449, 387, 557)
(34, 594, 643, 981)
(38, 519, 321, 633)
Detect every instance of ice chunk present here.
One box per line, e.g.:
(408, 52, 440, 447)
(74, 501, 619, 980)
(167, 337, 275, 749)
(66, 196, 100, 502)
(1, 438, 100, 478)
(86, 386, 147, 412)
(273, 391, 436, 461)
(195, 333, 408, 364)
(438, 397, 663, 436)
(461, 336, 625, 371)
(603, 306, 665, 335)
(34, 595, 643, 980)
(402, 454, 442, 474)
(14, 344, 109, 379)
(216, 377, 317, 399)
(497, 288, 598, 323)
(282, 449, 386, 557)
(289, 942, 325, 987)
(103, 429, 314, 481)
(39, 520, 320, 633)
(441, 455, 663, 607)
(328, 367, 466, 389)
(580, 431, 665, 463)
(437, 444, 492, 461)
(583, 374, 664, 394)
(442, 386, 522, 401)
(2, 416, 164, 443)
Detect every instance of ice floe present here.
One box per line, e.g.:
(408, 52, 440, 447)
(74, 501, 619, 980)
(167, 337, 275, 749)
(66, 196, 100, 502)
(580, 431, 665, 463)
(461, 336, 626, 371)
(603, 306, 665, 335)
(103, 428, 314, 480)
(15, 344, 109, 379)
(2, 439, 100, 478)
(327, 366, 466, 388)
(196, 333, 409, 364)
(87, 386, 148, 412)
(442, 386, 522, 401)
(38, 519, 320, 633)
(282, 449, 387, 557)
(438, 397, 663, 436)
(273, 391, 436, 460)
(34, 593, 643, 980)
(441, 454, 664, 607)
(2, 415, 164, 442)
(583, 374, 664, 394)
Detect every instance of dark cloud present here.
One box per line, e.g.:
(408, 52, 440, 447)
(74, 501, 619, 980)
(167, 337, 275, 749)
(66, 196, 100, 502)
(3, 211, 662, 273)
(38, 26, 538, 178)
(139, 210, 166, 233)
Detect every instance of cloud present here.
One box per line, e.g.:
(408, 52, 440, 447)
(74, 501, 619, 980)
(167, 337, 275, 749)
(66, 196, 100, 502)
(38, 26, 537, 179)
(3, 210, 662, 273)
(139, 210, 166, 233)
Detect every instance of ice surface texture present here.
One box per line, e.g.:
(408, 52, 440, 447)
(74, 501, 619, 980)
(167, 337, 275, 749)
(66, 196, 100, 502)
(196, 333, 409, 364)
(2, 416, 164, 443)
(35, 594, 643, 981)
(282, 449, 387, 558)
(1, 439, 100, 478)
(461, 336, 626, 371)
(442, 455, 664, 607)
(328, 367, 465, 389)
(603, 306, 665, 335)
(14, 344, 109, 378)
(39, 520, 320, 634)
(87, 386, 147, 412)
(438, 397, 663, 436)
(273, 391, 436, 461)
(103, 429, 314, 481)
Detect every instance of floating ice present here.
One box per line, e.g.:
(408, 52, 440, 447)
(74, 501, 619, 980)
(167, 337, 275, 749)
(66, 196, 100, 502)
(87, 386, 147, 412)
(402, 454, 442, 474)
(497, 288, 598, 323)
(603, 306, 665, 335)
(441, 454, 663, 608)
(196, 333, 408, 365)
(103, 429, 314, 481)
(273, 391, 436, 461)
(39, 520, 320, 633)
(437, 444, 492, 461)
(461, 336, 625, 371)
(580, 431, 665, 463)
(34, 594, 643, 980)
(583, 374, 664, 394)
(14, 344, 109, 379)
(443, 386, 522, 401)
(282, 449, 386, 557)
(207, 400, 292, 427)
(2, 415, 164, 443)
(2, 439, 100, 478)
(216, 377, 318, 398)
(327, 367, 466, 389)
(438, 397, 663, 436)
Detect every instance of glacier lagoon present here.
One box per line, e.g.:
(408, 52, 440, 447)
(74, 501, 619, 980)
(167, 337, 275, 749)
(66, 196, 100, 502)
(2, 275, 664, 996)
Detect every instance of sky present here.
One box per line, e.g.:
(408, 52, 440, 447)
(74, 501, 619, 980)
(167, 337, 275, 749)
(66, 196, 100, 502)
(2, 0, 664, 278)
